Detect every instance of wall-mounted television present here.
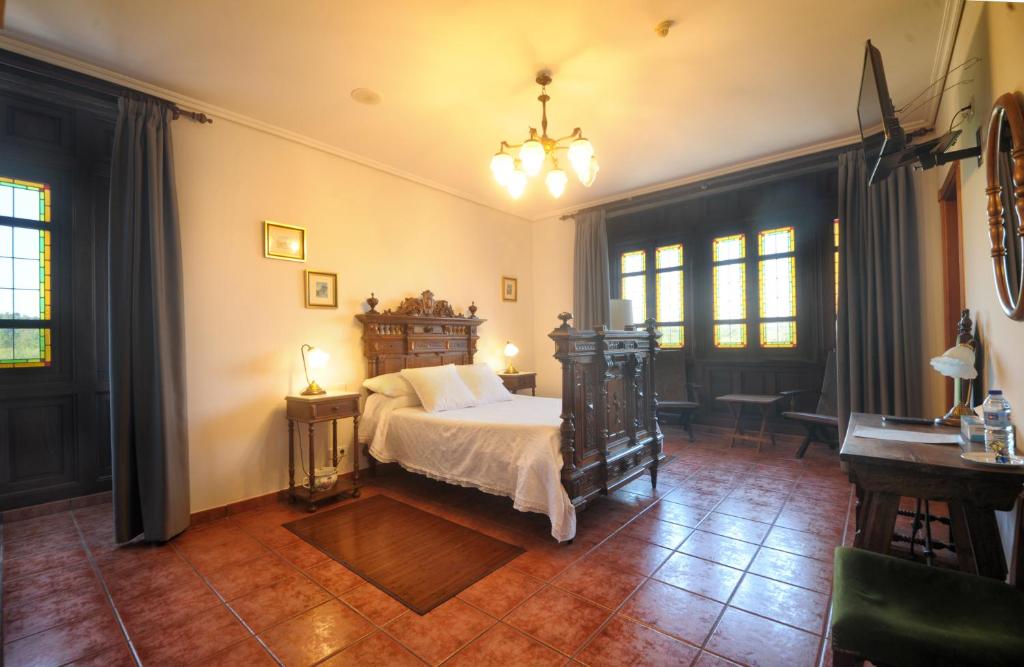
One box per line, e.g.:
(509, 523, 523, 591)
(857, 40, 975, 185)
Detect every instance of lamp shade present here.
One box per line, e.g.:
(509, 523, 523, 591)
(545, 168, 568, 198)
(930, 343, 977, 379)
(609, 299, 633, 330)
(518, 140, 545, 176)
(490, 151, 514, 186)
(503, 341, 519, 358)
(507, 168, 527, 199)
(306, 346, 330, 369)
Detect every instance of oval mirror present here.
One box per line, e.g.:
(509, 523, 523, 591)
(986, 92, 1024, 320)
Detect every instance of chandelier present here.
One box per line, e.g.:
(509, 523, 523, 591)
(490, 71, 599, 199)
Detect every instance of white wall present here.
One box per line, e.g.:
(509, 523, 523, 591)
(931, 0, 1024, 414)
(173, 119, 535, 512)
(530, 215, 574, 397)
(926, 0, 1024, 559)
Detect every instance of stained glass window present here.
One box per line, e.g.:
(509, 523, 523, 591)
(655, 243, 684, 347)
(620, 250, 646, 325)
(0, 177, 52, 367)
(757, 226, 797, 348)
(713, 234, 747, 348)
(833, 219, 840, 314)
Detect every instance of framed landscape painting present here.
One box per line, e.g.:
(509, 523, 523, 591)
(264, 221, 306, 262)
(501, 276, 517, 302)
(305, 270, 338, 308)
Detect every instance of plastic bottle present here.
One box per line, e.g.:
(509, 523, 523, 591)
(982, 390, 1014, 461)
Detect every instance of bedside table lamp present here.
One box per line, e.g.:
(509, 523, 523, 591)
(503, 341, 519, 374)
(300, 344, 329, 395)
(930, 310, 977, 426)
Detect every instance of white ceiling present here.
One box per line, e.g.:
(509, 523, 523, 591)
(2, 0, 950, 219)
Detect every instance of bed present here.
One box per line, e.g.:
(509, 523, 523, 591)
(354, 290, 665, 542)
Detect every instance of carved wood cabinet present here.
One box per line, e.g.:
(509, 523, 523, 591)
(549, 315, 665, 511)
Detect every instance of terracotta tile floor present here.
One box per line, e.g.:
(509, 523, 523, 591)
(1, 427, 861, 667)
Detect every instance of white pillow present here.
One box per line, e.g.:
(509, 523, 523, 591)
(362, 372, 415, 397)
(456, 363, 513, 405)
(399, 365, 477, 413)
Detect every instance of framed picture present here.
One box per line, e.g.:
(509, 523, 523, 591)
(501, 276, 518, 302)
(305, 270, 338, 308)
(264, 221, 306, 262)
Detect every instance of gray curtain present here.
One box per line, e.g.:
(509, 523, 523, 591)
(109, 97, 190, 543)
(836, 149, 921, 436)
(572, 210, 611, 330)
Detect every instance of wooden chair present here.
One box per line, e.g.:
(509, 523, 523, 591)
(655, 352, 701, 442)
(831, 496, 1024, 667)
(781, 349, 838, 458)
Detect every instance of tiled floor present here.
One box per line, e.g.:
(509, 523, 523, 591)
(1, 427, 858, 666)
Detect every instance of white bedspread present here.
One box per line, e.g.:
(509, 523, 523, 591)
(362, 394, 576, 542)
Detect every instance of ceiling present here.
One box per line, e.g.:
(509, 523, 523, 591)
(2, 0, 951, 219)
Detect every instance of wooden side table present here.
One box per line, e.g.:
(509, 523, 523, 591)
(716, 393, 786, 452)
(499, 371, 536, 395)
(285, 391, 361, 511)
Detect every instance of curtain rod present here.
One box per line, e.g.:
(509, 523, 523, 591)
(0, 48, 212, 124)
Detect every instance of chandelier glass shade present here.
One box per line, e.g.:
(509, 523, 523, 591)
(490, 72, 598, 199)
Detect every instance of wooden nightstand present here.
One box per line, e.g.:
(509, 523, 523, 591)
(499, 372, 536, 396)
(285, 391, 361, 511)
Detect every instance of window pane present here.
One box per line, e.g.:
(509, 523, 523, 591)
(0, 225, 11, 255)
(713, 234, 745, 261)
(714, 324, 746, 348)
(760, 321, 797, 348)
(713, 263, 746, 320)
(758, 227, 794, 256)
(0, 328, 51, 366)
(656, 269, 684, 322)
(655, 244, 683, 269)
(659, 325, 684, 348)
(13, 289, 40, 318)
(759, 256, 795, 318)
(0, 177, 51, 222)
(621, 250, 646, 274)
(621, 274, 646, 324)
(13, 227, 39, 259)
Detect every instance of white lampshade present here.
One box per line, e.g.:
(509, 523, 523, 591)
(580, 156, 600, 187)
(518, 140, 545, 176)
(490, 151, 514, 186)
(507, 168, 527, 199)
(609, 299, 633, 330)
(545, 168, 568, 198)
(504, 341, 519, 358)
(306, 346, 330, 369)
(568, 137, 593, 177)
(930, 343, 977, 380)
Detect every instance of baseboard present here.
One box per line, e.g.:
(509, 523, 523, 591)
(0, 490, 112, 524)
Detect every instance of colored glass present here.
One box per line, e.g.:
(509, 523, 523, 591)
(756, 227, 797, 348)
(0, 176, 53, 367)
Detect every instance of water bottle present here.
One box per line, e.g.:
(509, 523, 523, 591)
(982, 390, 1015, 461)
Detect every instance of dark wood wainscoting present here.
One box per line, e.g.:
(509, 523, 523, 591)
(0, 54, 116, 510)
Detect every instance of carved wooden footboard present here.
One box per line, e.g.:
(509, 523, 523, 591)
(549, 313, 664, 511)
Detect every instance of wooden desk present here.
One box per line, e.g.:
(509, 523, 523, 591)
(716, 393, 786, 452)
(841, 413, 1024, 580)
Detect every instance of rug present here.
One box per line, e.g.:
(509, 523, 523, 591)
(284, 494, 524, 614)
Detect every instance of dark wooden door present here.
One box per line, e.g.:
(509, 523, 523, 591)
(0, 85, 115, 510)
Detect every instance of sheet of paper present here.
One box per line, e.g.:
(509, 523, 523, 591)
(853, 425, 961, 445)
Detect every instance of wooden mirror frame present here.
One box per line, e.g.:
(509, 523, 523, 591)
(985, 92, 1024, 320)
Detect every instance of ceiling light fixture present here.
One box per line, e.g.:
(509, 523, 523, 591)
(490, 71, 598, 199)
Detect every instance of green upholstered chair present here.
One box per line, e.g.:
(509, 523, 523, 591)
(831, 545, 1024, 667)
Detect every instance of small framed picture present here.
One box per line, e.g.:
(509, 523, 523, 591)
(305, 270, 338, 308)
(264, 221, 306, 262)
(501, 276, 518, 302)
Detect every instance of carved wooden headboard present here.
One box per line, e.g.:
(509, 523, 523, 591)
(354, 290, 485, 378)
